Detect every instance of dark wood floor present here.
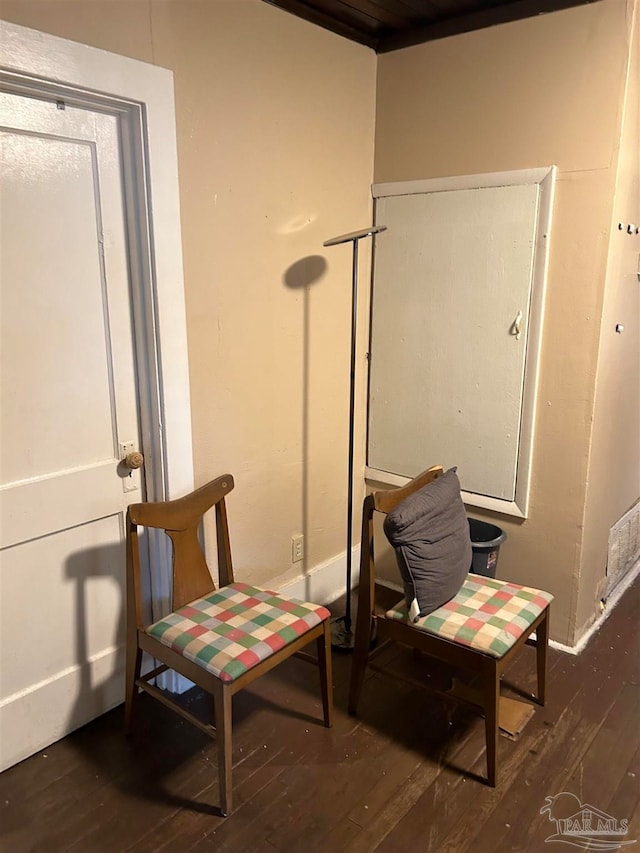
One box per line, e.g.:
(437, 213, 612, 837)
(2, 578, 638, 853)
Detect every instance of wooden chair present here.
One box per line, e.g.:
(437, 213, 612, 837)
(349, 465, 552, 787)
(125, 474, 333, 816)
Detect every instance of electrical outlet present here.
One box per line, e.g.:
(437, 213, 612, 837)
(292, 534, 304, 563)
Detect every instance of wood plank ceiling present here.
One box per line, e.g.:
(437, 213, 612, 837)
(264, 0, 594, 52)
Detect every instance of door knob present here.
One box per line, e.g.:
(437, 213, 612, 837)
(125, 451, 144, 470)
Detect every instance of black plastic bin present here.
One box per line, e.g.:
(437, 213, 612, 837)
(467, 518, 507, 578)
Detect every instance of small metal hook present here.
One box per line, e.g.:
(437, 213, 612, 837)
(512, 310, 523, 340)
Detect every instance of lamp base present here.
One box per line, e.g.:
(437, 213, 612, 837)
(330, 615, 355, 652)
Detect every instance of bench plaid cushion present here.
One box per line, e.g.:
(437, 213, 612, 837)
(385, 574, 552, 658)
(147, 582, 330, 682)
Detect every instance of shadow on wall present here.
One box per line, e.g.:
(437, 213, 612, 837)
(65, 542, 127, 736)
(283, 255, 328, 601)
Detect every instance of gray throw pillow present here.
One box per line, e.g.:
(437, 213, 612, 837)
(383, 468, 472, 621)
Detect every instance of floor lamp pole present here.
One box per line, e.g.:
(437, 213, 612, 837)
(323, 225, 387, 651)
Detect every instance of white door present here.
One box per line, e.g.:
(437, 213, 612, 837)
(0, 92, 144, 770)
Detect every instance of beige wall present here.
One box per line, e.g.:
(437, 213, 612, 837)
(1, 0, 377, 587)
(578, 2, 640, 634)
(374, 0, 634, 644)
(3, 0, 636, 644)
(0, 0, 154, 61)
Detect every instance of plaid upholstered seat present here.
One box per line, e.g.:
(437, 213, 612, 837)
(127, 475, 334, 817)
(350, 467, 553, 789)
(147, 582, 330, 682)
(385, 574, 553, 658)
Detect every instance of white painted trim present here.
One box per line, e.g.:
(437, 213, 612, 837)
(364, 467, 413, 489)
(550, 559, 640, 655)
(368, 166, 556, 519)
(376, 578, 404, 595)
(365, 466, 527, 517)
(277, 546, 361, 604)
(462, 492, 525, 518)
(373, 167, 553, 198)
(514, 165, 556, 518)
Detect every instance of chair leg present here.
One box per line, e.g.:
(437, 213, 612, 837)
(348, 614, 373, 715)
(317, 621, 334, 728)
(124, 643, 142, 736)
(213, 684, 233, 817)
(536, 609, 549, 706)
(483, 658, 499, 787)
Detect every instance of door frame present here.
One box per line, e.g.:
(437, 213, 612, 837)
(0, 20, 194, 618)
(367, 166, 556, 518)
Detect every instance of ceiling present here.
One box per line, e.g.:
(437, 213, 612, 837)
(264, 0, 593, 52)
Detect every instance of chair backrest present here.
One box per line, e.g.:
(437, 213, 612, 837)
(127, 474, 235, 625)
(358, 465, 444, 621)
(371, 465, 444, 514)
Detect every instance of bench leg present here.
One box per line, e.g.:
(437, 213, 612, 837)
(536, 608, 550, 706)
(214, 684, 233, 816)
(124, 643, 142, 736)
(317, 620, 334, 727)
(483, 658, 499, 787)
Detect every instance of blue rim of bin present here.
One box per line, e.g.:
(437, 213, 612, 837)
(467, 517, 507, 578)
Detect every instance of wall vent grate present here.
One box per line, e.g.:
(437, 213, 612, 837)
(606, 500, 640, 596)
